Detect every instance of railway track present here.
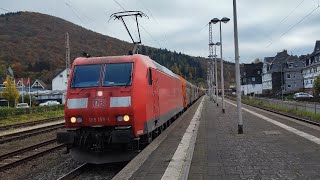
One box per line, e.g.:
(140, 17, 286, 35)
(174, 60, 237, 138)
(0, 117, 64, 131)
(245, 102, 320, 126)
(0, 138, 65, 172)
(0, 123, 64, 144)
(57, 163, 88, 180)
(227, 97, 320, 127)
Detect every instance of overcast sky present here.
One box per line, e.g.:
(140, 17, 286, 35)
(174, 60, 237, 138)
(2, 0, 320, 63)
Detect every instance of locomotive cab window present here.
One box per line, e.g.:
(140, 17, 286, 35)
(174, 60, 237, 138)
(103, 63, 133, 86)
(71, 64, 101, 88)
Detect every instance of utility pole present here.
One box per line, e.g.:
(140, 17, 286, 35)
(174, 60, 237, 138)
(65, 32, 70, 76)
(233, 0, 243, 134)
(208, 22, 215, 101)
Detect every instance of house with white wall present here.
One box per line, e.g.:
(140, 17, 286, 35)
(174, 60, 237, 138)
(241, 62, 263, 95)
(302, 41, 320, 94)
(52, 68, 70, 91)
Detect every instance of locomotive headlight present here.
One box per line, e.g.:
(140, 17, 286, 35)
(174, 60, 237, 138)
(116, 116, 123, 122)
(97, 91, 103, 97)
(70, 117, 77, 123)
(123, 115, 130, 122)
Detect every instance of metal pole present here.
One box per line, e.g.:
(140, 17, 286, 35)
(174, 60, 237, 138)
(281, 64, 284, 101)
(219, 21, 225, 113)
(214, 45, 219, 106)
(212, 61, 214, 101)
(233, 0, 243, 134)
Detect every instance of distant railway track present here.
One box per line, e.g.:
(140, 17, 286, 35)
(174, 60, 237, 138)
(0, 123, 64, 144)
(0, 117, 64, 131)
(227, 97, 320, 127)
(0, 138, 65, 172)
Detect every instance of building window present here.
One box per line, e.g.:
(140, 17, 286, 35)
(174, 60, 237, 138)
(293, 74, 296, 78)
(257, 71, 260, 74)
(59, 74, 63, 78)
(311, 79, 313, 84)
(287, 84, 291, 88)
(252, 77, 255, 82)
(288, 64, 293, 68)
(287, 74, 291, 79)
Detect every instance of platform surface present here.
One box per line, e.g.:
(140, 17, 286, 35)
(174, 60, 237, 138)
(189, 97, 320, 180)
(114, 96, 320, 180)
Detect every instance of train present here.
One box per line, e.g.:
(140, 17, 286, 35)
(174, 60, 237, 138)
(57, 54, 204, 163)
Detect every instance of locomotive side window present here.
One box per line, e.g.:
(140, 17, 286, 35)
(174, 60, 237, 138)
(103, 63, 133, 86)
(71, 64, 101, 88)
(148, 68, 152, 85)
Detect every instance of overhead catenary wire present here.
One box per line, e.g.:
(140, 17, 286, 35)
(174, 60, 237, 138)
(132, 0, 171, 49)
(64, 0, 117, 38)
(112, 0, 164, 49)
(267, 0, 306, 39)
(266, 4, 320, 48)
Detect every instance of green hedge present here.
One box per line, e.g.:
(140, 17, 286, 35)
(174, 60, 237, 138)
(0, 105, 64, 119)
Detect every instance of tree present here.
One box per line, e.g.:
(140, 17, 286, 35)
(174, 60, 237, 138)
(313, 75, 320, 96)
(253, 58, 261, 64)
(2, 75, 19, 107)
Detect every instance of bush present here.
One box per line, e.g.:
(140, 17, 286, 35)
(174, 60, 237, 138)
(0, 104, 64, 119)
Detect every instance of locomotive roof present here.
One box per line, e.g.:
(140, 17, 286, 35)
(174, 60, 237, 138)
(73, 54, 180, 80)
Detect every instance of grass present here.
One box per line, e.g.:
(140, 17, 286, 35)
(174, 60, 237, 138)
(0, 109, 64, 127)
(242, 97, 320, 122)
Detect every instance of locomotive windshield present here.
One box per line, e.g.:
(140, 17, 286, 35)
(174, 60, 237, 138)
(71, 64, 102, 88)
(103, 63, 133, 86)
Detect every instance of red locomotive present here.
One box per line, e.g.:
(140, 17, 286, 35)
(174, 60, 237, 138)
(57, 54, 203, 163)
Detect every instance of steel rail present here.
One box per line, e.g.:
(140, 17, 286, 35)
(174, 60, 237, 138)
(0, 123, 64, 144)
(0, 140, 65, 172)
(57, 163, 88, 180)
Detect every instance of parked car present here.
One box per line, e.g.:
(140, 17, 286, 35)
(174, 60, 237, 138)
(16, 103, 30, 108)
(293, 92, 313, 99)
(39, 100, 60, 106)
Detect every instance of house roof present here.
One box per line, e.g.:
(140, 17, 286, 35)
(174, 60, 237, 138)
(286, 55, 299, 63)
(271, 50, 290, 64)
(314, 40, 320, 53)
(264, 57, 273, 64)
(31, 79, 47, 89)
(241, 62, 263, 77)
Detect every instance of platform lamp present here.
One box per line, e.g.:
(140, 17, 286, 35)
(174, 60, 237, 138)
(211, 17, 230, 113)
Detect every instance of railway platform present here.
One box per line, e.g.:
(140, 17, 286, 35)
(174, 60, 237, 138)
(113, 96, 320, 180)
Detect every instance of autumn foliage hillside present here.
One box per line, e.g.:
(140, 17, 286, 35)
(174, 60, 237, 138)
(0, 11, 235, 87)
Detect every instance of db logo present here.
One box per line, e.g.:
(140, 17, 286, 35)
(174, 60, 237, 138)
(92, 99, 106, 108)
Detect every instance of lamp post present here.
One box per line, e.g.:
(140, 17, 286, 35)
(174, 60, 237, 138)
(211, 17, 230, 113)
(233, 0, 243, 134)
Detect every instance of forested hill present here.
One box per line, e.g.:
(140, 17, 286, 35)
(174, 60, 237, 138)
(0, 11, 235, 87)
